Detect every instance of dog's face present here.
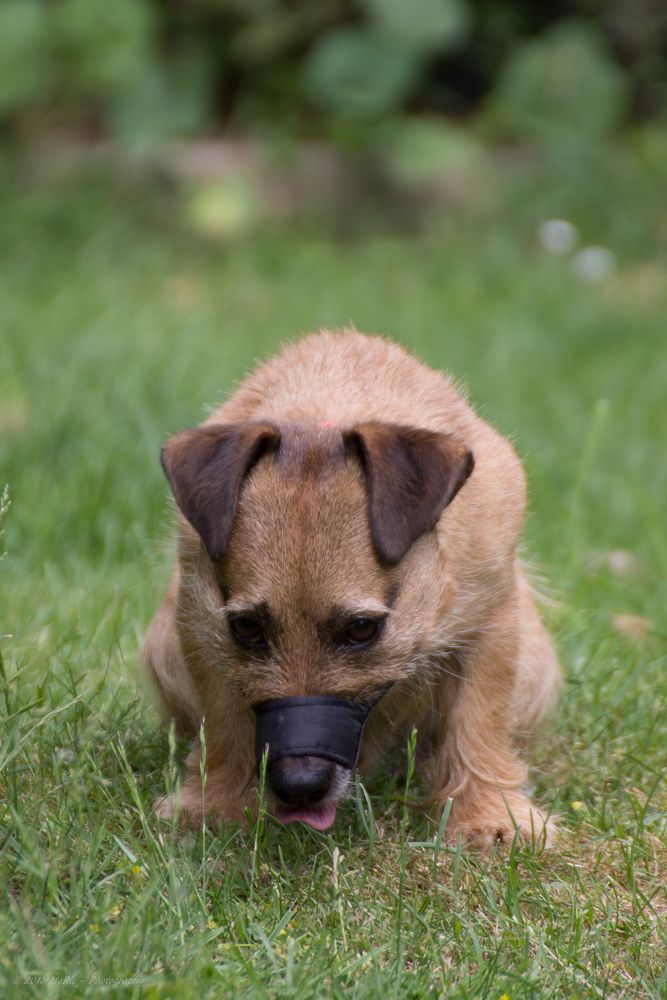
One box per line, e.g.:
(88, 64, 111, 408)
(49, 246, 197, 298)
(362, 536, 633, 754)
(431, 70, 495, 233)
(162, 420, 473, 827)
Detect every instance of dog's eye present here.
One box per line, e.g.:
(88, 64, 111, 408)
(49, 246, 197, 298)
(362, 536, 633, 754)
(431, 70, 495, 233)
(343, 619, 380, 646)
(230, 616, 267, 648)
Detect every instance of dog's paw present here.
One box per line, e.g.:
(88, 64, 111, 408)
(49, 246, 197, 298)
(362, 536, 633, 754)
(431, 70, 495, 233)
(153, 791, 195, 824)
(152, 780, 207, 826)
(153, 778, 254, 828)
(154, 794, 172, 820)
(443, 794, 557, 850)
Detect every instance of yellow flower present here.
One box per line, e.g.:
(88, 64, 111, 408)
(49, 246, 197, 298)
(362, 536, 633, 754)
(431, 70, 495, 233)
(207, 918, 218, 930)
(132, 864, 142, 876)
(500, 994, 510, 1000)
(571, 801, 584, 812)
(89, 923, 100, 934)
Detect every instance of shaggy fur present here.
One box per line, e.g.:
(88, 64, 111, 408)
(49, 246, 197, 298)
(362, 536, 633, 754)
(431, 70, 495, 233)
(144, 330, 561, 847)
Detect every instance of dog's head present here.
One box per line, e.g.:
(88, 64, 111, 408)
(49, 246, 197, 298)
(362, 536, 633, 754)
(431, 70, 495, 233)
(161, 420, 473, 828)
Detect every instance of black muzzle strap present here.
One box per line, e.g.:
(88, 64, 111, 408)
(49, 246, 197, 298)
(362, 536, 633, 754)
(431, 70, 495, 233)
(253, 689, 389, 772)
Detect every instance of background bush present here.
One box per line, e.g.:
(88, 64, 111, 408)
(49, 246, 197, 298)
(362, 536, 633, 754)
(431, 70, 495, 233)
(0, 0, 665, 146)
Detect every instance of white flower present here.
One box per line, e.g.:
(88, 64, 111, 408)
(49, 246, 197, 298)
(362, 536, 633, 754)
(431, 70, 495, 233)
(538, 219, 578, 254)
(572, 246, 616, 282)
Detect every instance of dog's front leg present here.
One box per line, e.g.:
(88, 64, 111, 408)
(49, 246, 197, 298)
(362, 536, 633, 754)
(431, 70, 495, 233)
(156, 704, 258, 827)
(426, 598, 556, 849)
(143, 569, 202, 736)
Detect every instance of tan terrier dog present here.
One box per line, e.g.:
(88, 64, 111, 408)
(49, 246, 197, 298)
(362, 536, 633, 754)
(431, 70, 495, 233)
(144, 330, 561, 847)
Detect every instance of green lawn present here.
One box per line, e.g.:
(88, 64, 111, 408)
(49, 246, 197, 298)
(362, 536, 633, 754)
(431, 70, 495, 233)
(1, 152, 666, 998)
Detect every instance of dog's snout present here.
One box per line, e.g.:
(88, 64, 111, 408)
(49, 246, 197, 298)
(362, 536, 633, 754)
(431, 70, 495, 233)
(268, 755, 334, 805)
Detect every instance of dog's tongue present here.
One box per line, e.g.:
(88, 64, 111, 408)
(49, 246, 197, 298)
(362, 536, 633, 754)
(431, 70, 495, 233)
(273, 802, 337, 831)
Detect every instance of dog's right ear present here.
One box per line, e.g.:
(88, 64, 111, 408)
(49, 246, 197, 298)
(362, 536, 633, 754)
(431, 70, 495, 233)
(343, 422, 474, 566)
(160, 422, 280, 561)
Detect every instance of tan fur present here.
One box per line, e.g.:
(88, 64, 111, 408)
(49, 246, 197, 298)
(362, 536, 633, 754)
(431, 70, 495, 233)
(144, 329, 561, 846)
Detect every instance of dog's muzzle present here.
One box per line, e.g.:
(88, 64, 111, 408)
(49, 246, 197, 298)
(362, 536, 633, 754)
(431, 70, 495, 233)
(253, 694, 383, 773)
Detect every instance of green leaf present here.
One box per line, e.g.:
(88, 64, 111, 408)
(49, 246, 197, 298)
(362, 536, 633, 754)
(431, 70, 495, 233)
(363, 0, 470, 51)
(385, 117, 486, 183)
(305, 28, 421, 119)
(493, 20, 628, 147)
(110, 52, 212, 146)
(0, 0, 48, 114)
(55, 0, 153, 96)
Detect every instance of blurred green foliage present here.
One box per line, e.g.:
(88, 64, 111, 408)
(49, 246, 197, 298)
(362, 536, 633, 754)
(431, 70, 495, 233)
(304, 0, 469, 121)
(0, 0, 665, 145)
(0, 0, 48, 116)
(492, 21, 628, 146)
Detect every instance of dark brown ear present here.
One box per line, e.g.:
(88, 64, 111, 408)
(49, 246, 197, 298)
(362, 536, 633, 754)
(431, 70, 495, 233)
(160, 422, 280, 561)
(343, 422, 474, 566)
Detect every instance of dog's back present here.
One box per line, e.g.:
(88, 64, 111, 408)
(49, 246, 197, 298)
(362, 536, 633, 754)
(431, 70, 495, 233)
(209, 329, 472, 434)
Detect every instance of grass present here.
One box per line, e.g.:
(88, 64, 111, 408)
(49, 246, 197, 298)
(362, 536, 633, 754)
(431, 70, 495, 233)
(1, 145, 666, 998)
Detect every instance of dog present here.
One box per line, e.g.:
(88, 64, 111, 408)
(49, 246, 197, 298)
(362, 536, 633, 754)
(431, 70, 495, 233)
(144, 329, 561, 847)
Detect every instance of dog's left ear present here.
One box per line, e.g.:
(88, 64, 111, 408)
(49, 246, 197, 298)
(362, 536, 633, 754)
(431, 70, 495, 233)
(343, 422, 474, 566)
(160, 422, 281, 561)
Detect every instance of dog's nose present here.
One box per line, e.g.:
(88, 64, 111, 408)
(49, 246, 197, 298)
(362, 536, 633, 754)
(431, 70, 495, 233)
(267, 755, 334, 805)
